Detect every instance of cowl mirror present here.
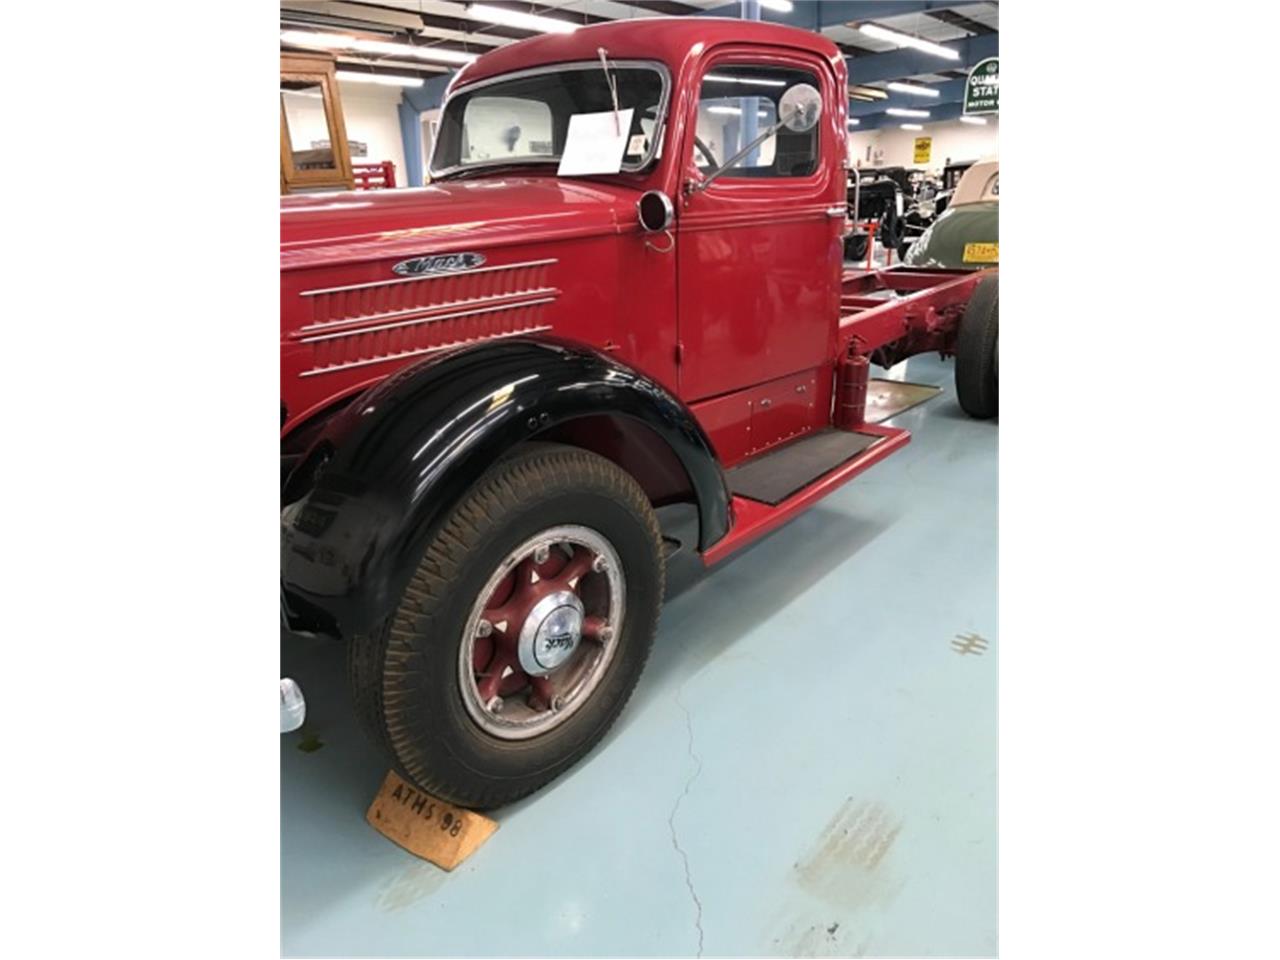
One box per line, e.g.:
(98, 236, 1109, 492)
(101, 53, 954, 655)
(637, 190, 675, 232)
(779, 83, 822, 132)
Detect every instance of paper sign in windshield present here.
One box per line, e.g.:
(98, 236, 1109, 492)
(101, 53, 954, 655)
(557, 108, 635, 176)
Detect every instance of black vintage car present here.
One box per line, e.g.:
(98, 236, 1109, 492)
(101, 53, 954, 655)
(845, 167, 906, 261)
(899, 159, 977, 259)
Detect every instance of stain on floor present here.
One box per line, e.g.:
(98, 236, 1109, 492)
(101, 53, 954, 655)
(770, 914, 871, 958)
(376, 861, 448, 912)
(794, 799, 905, 911)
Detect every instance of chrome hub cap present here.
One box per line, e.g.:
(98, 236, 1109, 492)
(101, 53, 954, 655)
(459, 525, 625, 740)
(520, 591, 585, 675)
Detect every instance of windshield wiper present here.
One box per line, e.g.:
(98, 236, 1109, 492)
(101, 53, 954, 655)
(433, 160, 559, 182)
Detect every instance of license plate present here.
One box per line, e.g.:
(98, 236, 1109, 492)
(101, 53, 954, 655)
(963, 242, 999, 263)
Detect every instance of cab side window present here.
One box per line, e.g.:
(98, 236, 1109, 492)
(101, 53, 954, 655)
(694, 65, 820, 179)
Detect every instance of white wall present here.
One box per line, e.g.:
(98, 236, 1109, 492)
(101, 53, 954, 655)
(847, 116, 999, 173)
(334, 80, 407, 183)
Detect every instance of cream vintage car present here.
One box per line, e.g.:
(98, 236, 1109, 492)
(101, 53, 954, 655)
(904, 156, 998, 269)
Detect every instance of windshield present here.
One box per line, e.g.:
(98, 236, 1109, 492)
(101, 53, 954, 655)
(431, 61, 669, 178)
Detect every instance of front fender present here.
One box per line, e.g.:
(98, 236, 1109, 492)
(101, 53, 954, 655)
(281, 338, 729, 639)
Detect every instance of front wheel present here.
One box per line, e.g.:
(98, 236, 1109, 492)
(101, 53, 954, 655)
(349, 443, 664, 809)
(955, 274, 999, 419)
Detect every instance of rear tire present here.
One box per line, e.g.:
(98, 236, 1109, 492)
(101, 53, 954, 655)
(955, 274, 999, 419)
(348, 443, 664, 809)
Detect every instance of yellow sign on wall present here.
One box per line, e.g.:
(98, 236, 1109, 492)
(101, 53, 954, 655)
(913, 137, 932, 164)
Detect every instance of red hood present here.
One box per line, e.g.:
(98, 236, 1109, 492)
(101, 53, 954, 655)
(280, 177, 635, 271)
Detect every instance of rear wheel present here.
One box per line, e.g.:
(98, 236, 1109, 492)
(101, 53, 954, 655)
(955, 274, 999, 419)
(879, 209, 903, 251)
(349, 443, 664, 809)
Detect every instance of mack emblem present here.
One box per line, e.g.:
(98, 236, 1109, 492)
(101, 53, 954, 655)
(392, 252, 486, 277)
(544, 632, 575, 650)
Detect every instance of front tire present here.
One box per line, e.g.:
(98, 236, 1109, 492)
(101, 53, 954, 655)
(955, 274, 999, 419)
(349, 443, 664, 809)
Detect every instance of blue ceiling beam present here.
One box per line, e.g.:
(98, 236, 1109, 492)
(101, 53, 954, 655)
(851, 100, 995, 132)
(848, 78, 964, 116)
(703, 1, 951, 29)
(848, 31, 997, 84)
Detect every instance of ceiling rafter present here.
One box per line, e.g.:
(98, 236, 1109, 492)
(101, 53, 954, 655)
(923, 8, 996, 36)
(610, 0, 703, 14)
(833, 40, 880, 58)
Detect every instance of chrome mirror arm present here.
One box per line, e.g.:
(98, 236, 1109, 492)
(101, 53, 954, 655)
(688, 116, 788, 195)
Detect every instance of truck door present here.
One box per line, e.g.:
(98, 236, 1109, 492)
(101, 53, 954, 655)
(675, 52, 844, 404)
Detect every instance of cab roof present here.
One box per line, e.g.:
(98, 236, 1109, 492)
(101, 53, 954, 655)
(452, 16, 842, 89)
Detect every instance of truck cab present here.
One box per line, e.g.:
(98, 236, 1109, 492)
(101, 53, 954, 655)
(282, 18, 849, 466)
(280, 19, 994, 808)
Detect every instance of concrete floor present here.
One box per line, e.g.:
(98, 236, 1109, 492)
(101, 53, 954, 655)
(281, 351, 998, 958)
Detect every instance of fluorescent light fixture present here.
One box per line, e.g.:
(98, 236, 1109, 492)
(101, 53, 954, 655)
(900, 123, 924, 130)
(280, 30, 354, 49)
(705, 73, 786, 87)
(759, 0, 794, 11)
(849, 85, 888, 100)
(352, 38, 477, 65)
(886, 107, 929, 118)
(282, 30, 476, 64)
(466, 3, 577, 34)
(410, 48, 477, 65)
(887, 81, 940, 97)
(337, 70, 424, 88)
(350, 39, 403, 56)
(959, 115, 988, 125)
(707, 105, 770, 117)
(858, 23, 961, 60)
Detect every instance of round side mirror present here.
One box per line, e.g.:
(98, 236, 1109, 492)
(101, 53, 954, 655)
(779, 83, 822, 133)
(637, 190, 675, 233)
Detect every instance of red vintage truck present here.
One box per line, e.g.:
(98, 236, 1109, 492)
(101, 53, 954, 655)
(281, 18, 998, 808)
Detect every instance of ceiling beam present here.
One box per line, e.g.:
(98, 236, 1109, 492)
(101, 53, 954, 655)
(279, 21, 499, 61)
(611, 0, 703, 14)
(924, 8, 996, 36)
(281, 1, 431, 31)
(847, 31, 997, 84)
(853, 99, 995, 132)
(703, 1, 958, 29)
(414, 10, 533, 41)
(478, 1, 613, 27)
(833, 39, 881, 58)
(331, 56, 452, 80)
(847, 77, 965, 117)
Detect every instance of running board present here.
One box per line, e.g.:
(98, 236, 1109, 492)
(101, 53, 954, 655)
(727, 429, 880, 506)
(703, 423, 910, 566)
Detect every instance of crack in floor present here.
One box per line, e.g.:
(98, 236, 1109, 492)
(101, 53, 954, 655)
(668, 685, 705, 958)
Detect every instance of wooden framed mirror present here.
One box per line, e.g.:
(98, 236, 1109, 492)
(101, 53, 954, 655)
(280, 53, 355, 194)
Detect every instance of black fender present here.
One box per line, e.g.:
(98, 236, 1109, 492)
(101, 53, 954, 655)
(280, 338, 730, 639)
